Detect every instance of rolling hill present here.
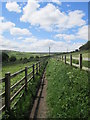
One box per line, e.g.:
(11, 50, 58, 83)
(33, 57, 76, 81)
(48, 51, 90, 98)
(79, 41, 90, 51)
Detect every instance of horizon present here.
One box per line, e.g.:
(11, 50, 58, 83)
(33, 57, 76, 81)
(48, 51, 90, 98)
(0, 0, 88, 52)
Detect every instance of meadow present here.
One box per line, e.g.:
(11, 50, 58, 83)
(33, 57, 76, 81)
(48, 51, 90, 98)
(1, 55, 48, 120)
(1, 50, 48, 119)
(63, 50, 90, 68)
(1, 50, 48, 60)
(46, 58, 89, 118)
(2, 61, 47, 120)
(1, 50, 89, 119)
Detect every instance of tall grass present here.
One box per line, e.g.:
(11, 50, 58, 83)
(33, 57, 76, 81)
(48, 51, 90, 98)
(46, 58, 89, 118)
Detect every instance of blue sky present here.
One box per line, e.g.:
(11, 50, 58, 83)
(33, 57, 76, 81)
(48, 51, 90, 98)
(0, 0, 88, 52)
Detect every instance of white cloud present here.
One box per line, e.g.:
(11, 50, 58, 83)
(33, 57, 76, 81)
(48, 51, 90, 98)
(67, 4, 70, 7)
(67, 10, 85, 28)
(51, 0, 61, 5)
(20, 0, 40, 22)
(77, 25, 88, 40)
(0, 35, 23, 51)
(55, 25, 88, 41)
(55, 34, 75, 41)
(0, 17, 4, 22)
(0, 16, 31, 37)
(6, 2, 21, 13)
(0, 18, 15, 34)
(0, 34, 83, 52)
(23, 36, 37, 43)
(10, 27, 31, 36)
(18, 37, 23, 40)
(20, 0, 86, 31)
(23, 39, 82, 52)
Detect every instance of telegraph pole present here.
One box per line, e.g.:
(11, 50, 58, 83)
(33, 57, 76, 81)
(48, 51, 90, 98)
(49, 46, 50, 57)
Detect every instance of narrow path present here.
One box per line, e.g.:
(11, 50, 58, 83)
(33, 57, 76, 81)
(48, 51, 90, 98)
(29, 71, 48, 119)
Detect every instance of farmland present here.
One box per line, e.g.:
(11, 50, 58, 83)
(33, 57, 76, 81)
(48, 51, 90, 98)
(0, 50, 89, 119)
(1, 50, 48, 60)
(46, 58, 89, 118)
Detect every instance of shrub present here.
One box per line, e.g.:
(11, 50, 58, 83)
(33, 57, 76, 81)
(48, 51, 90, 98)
(35, 56, 39, 60)
(2, 52, 9, 62)
(20, 58, 23, 61)
(29, 56, 34, 60)
(9, 56, 17, 62)
(23, 57, 28, 63)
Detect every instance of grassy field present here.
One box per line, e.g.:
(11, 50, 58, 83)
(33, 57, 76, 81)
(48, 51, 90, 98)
(46, 58, 89, 118)
(1, 61, 37, 113)
(1, 61, 35, 91)
(66, 50, 90, 58)
(2, 61, 47, 120)
(1, 50, 48, 60)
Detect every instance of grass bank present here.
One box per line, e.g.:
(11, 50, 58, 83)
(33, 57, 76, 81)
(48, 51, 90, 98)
(46, 58, 89, 118)
(2, 60, 47, 120)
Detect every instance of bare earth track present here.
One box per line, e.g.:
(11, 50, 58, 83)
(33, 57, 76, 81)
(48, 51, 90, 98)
(29, 71, 48, 119)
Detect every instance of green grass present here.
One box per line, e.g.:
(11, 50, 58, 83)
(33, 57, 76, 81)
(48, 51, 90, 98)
(2, 60, 47, 120)
(46, 58, 89, 118)
(82, 61, 90, 68)
(65, 58, 89, 68)
(2, 61, 34, 77)
(1, 61, 37, 112)
(1, 61, 35, 91)
(1, 50, 48, 60)
(66, 50, 90, 59)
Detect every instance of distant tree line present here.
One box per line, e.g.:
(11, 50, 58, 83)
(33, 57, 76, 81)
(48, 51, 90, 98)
(2, 52, 17, 62)
(2, 52, 44, 63)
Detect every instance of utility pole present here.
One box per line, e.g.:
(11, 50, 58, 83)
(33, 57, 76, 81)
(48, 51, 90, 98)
(49, 46, 50, 57)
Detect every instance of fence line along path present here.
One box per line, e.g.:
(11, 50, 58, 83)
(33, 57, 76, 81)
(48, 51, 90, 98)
(0, 60, 44, 113)
(59, 53, 90, 72)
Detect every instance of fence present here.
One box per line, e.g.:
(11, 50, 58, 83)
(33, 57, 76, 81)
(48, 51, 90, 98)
(59, 54, 90, 72)
(0, 60, 45, 113)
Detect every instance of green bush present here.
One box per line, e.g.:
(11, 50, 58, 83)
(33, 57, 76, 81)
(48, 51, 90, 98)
(29, 56, 34, 60)
(19, 57, 22, 61)
(35, 56, 39, 60)
(9, 56, 16, 62)
(23, 57, 28, 63)
(2, 52, 9, 62)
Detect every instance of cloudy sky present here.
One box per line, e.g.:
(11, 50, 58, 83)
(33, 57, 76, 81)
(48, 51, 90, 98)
(0, 0, 88, 52)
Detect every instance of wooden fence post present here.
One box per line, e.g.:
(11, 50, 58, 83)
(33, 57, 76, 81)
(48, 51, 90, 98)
(5, 72, 10, 112)
(70, 54, 72, 66)
(25, 67, 27, 92)
(36, 63, 38, 74)
(33, 64, 35, 80)
(62, 55, 63, 61)
(79, 54, 82, 69)
(60, 56, 61, 60)
(65, 55, 66, 64)
(39, 61, 40, 72)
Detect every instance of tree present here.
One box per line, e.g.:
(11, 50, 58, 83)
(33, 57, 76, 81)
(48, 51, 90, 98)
(23, 57, 28, 63)
(20, 57, 23, 61)
(2, 52, 9, 62)
(9, 56, 16, 62)
(35, 56, 39, 60)
(29, 56, 34, 59)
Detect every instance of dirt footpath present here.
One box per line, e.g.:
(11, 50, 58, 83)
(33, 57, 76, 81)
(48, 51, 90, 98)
(29, 71, 48, 119)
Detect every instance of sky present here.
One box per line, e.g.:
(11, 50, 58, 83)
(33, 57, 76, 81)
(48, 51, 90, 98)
(0, 0, 88, 52)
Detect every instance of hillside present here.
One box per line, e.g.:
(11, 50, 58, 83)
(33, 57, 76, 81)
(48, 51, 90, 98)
(79, 41, 90, 51)
(1, 50, 48, 60)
